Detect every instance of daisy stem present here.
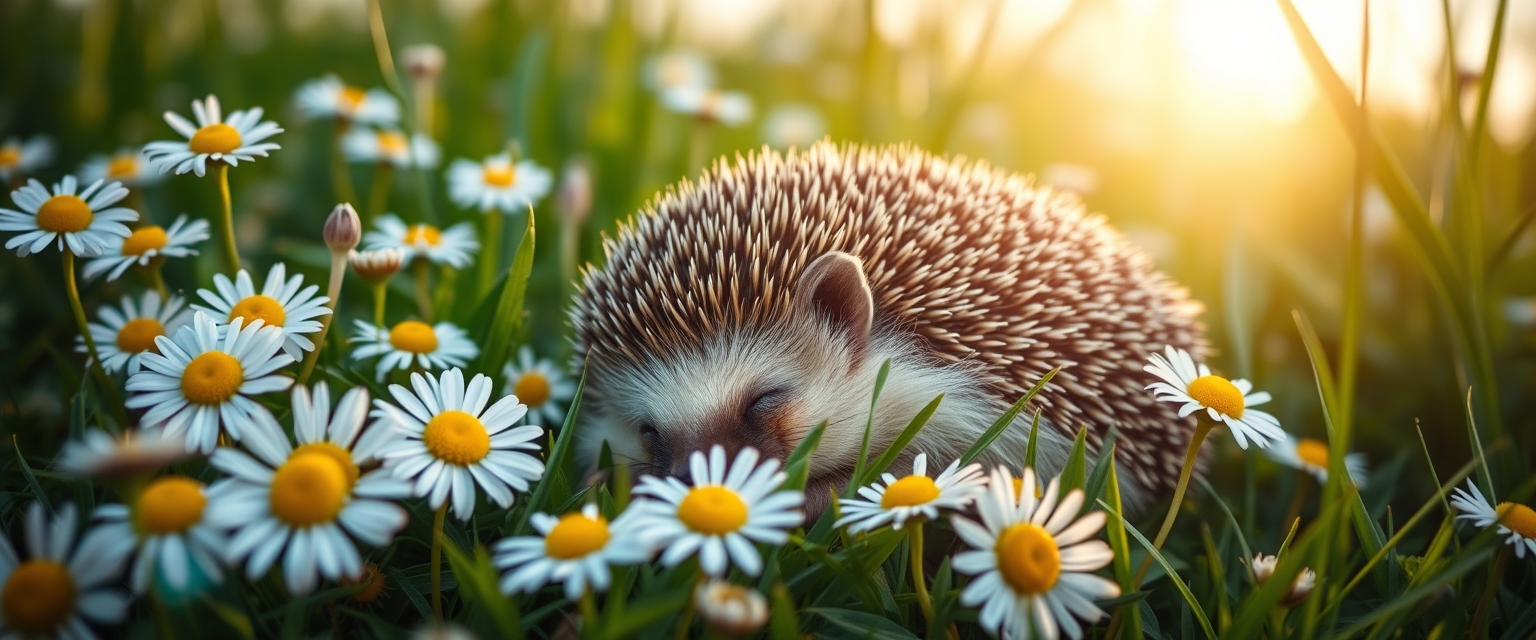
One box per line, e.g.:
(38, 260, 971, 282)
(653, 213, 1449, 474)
(372, 282, 387, 329)
(1470, 545, 1511, 638)
(579, 588, 599, 634)
(431, 502, 447, 620)
(297, 252, 347, 384)
(63, 249, 127, 427)
(147, 265, 170, 301)
(366, 163, 393, 226)
(909, 523, 936, 631)
(413, 259, 434, 322)
(213, 162, 241, 273)
(478, 209, 503, 299)
(1132, 416, 1215, 587)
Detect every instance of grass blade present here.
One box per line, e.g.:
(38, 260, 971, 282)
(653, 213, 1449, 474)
(960, 368, 1059, 466)
(1098, 499, 1217, 640)
(475, 211, 535, 376)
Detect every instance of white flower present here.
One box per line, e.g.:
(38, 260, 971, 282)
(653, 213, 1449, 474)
(662, 87, 754, 126)
(645, 51, 715, 93)
(126, 312, 295, 453)
(193, 262, 332, 360)
(76, 291, 192, 374)
(1, 176, 136, 257)
(82, 214, 209, 280)
(1143, 346, 1285, 449)
(373, 368, 545, 520)
(761, 103, 826, 148)
(446, 153, 553, 213)
(836, 453, 987, 533)
(1263, 433, 1368, 488)
(342, 128, 440, 169)
(493, 504, 650, 600)
(0, 135, 54, 182)
(951, 467, 1120, 640)
(205, 383, 411, 595)
(1450, 479, 1536, 558)
(83, 475, 226, 594)
(1248, 553, 1317, 607)
(57, 428, 193, 480)
(502, 346, 575, 426)
(626, 446, 805, 577)
(694, 580, 769, 636)
(0, 503, 129, 638)
(78, 147, 166, 188)
(143, 95, 283, 177)
(351, 319, 479, 382)
(294, 75, 400, 126)
(363, 214, 478, 268)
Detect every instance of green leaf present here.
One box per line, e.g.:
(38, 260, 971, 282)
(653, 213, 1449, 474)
(804, 607, 921, 640)
(1082, 425, 1120, 511)
(1058, 425, 1089, 495)
(515, 366, 585, 534)
(783, 421, 828, 492)
(475, 212, 535, 376)
(443, 542, 523, 639)
(1102, 453, 1144, 640)
(848, 360, 892, 495)
(770, 583, 800, 640)
(960, 368, 1059, 466)
(1023, 411, 1041, 469)
(1098, 499, 1217, 640)
(12, 435, 50, 514)
(857, 394, 943, 488)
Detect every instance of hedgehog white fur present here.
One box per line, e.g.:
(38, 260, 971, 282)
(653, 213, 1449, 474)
(569, 142, 1205, 513)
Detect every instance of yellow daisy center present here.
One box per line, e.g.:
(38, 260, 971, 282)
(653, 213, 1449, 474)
(189, 123, 243, 155)
(881, 475, 939, 509)
(514, 371, 551, 407)
(343, 564, 387, 603)
(423, 410, 491, 466)
(483, 164, 516, 187)
(995, 523, 1061, 595)
(269, 452, 348, 527)
(1186, 375, 1245, 419)
(106, 154, 139, 179)
(0, 146, 18, 168)
(677, 486, 749, 535)
(181, 351, 244, 405)
(1496, 502, 1536, 539)
(404, 224, 442, 246)
(292, 442, 359, 493)
(1010, 478, 1045, 500)
(340, 86, 367, 112)
(388, 320, 439, 354)
(377, 131, 408, 155)
(116, 317, 166, 354)
(121, 225, 168, 256)
(36, 195, 94, 233)
(135, 475, 207, 535)
(1, 560, 76, 635)
(228, 294, 287, 328)
(1295, 438, 1330, 469)
(544, 513, 612, 560)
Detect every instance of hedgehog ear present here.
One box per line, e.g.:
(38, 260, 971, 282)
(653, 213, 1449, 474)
(794, 251, 874, 367)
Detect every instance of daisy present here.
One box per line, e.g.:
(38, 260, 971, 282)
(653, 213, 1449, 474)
(1, 176, 136, 257)
(662, 86, 754, 126)
(351, 319, 478, 381)
(194, 262, 332, 360)
(143, 95, 283, 177)
(1143, 346, 1285, 449)
(82, 214, 209, 281)
(694, 580, 770, 636)
(951, 467, 1120, 640)
(78, 147, 166, 188)
(0, 135, 54, 182)
(363, 214, 478, 268)
(1248, 553, 1317, 607)
(493, 503, 650, 600)
(645, 51, 716, 93)
(836, 453, 987, 533)
(0, 502, 129, 639)
(1450, 479, 1536, 558)
(625, 446, 805, 577)
(503, 346, 576, 426)
(57, 428, 193, 480)
(205, 384, 411, 594)
(76, 291, 192, 374)
(82, 475, 226, 594)
(761, 103, 826, 149)
(125, 312, 294, 453)
(294, 75, 400, 126)
(373, 368, 545, 520)
(342, 128, 440, 169)
(1263, 433, 1368, 487)
(445, 153, 553, 213)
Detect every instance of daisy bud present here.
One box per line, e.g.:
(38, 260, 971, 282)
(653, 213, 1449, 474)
(694, 581, 768, 636)
(1249, 553, 1317, 607)
(557, 157, 593, 227)
(402, 44, 446, 82)
(324, 203, 362, 254)
(350, 248, 405, 284)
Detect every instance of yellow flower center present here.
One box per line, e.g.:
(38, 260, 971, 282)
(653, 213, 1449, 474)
(1295, 438, 1330, 468)
(292, 442, 359, 493)
(422, 410, 491, 465)
(36, 195, 94, 233)
(377, 131, 408, 155)
(228, 294, 287, 328)
(404, 224, 442, 246)
(677, 486, 749, 535)
(1010, 478, 1044, 499)
(180, 351, 244, 405)
(388, 320, 439, 354)
(135, 475, 207, 535)
(543, 513, 612, 560)
(340, 86, 367, 112)
(1496, 502, 1536, 539)
(343, 564, 387, 603)
(189, 123, 243, 155)
(881, 475, 939, 509)
(121, 225, 168, 256)
(269, 452, 348, 527)
(483, 164, 516, 187)
(0, 146, 18, 168)
(116, 317, 166, 354)
(514, 372, 551, 407)
(106, 154, 139, 179)
(995, 523, 1061, 595)
(1, 560, 76, 635)
(1186, 375, 1245, 419)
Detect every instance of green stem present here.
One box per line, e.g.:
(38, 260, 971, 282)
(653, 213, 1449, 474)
(1132, 417, 1215, 587)
(430, 502, 447, 620)
(213, 163, 240, 273)
(297, 253, 347, 384)
(1471, 545, 1511, 638)
(372, 282, 387, 329)
(477, 209, 503, 299)
(579, 588, 598, 635)
(413, 259, 434, 322)
(63, 250, 127, 427)
(147, 264, 170, 301)
(909, 523, 935, 635)
(366, 163, 394, 226)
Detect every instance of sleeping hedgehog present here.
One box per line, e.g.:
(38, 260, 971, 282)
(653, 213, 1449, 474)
(569, 143, 1204, 513)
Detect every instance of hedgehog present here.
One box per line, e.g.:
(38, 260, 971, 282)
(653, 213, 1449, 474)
(569, 142, 1205, 513)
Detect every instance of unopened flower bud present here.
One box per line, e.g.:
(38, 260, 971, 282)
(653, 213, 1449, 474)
(350, 248, 404, 284)
(402, 44, 446, 82)
(1250, 553, 1317, 607)
(325, 203, 361, 254)
(557, 157, 592, 227)
(694, 580, 768, 636)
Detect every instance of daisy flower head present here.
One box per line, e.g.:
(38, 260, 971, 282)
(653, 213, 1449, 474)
(373, 368, 545, 520)
(82, 214, 209, 281)
(446, 153, 553, 213)
(1263, 433, 1368, 488)
(79, 147, 166, 188)
(761, 103, 826, 149)
(694, 580, 770, 636)
(1248, 554, 1317, 607)
(205, 386, 410, 595)
(143, 95, 283, 177)
(1143, 345, 1285, 449)
(194, 262, 332, 360)
(0, 135, 54, 182)
(951, 467, 1120, 640)
(350, 248, 405, 284)
(494, 503, 650, 600)
(57, 428, 193, 480)
(364, 214, 478, 268)
(294, 75, 400, 126)
(342, 128, 440, 169)
(77, 291, 192, 374)
(83, 474, 226, 594)
(352, 319, 478, 382)
(1, 176, 136, 257)
(626, 445, 806, 577)
(1450, 480, 1536, 558)
(836, 453, 986, 533)
(662, 86, 754, 126)
(0, 502, 129, 639)
(125, 312, 295, 453)
(503, 346, 576, 426)
(645, 50, 716, 93)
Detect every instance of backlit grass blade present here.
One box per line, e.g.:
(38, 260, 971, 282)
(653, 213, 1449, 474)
(1098, 499, 1217, 640)
(475, 211, 535, 376)
(960, 368, 1059, 466)
(514, 365, 585, 535)
(848, 360, 892, 495)
(857, 393, 943, 488)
